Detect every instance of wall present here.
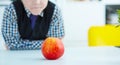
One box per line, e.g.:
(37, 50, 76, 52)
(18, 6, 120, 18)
(62, 1, 105, 46)
(0, 6, 6, 50)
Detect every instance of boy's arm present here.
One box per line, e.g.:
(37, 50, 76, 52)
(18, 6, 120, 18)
(2, 4, 43, 50)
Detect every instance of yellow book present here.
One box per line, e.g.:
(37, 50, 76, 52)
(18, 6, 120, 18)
(88, 24, 120, 46)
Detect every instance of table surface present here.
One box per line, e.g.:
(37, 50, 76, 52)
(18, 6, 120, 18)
(0, 46, 120, 65)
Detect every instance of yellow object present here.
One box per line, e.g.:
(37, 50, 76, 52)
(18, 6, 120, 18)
(88, 24, 120, 46)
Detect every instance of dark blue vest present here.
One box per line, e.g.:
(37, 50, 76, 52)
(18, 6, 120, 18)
(13, 1, 55, 40)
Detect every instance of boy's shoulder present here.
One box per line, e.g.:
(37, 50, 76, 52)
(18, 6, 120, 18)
(5, 2, 14, 11)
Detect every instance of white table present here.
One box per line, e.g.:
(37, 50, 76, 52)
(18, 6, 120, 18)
(0, 47, 120, 65)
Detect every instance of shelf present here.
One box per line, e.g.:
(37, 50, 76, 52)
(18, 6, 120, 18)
(0, 0, 11, 6)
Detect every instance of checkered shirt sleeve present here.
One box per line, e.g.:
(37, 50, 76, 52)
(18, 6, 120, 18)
(1, 3, 65, 50)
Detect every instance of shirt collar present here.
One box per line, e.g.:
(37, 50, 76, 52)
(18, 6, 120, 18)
(25, 8, 44, 17)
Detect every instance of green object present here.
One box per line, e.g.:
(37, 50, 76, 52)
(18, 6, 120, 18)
(117, 9, 120, 23)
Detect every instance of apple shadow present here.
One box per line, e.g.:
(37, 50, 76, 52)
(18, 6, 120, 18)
(19, 57, 47, 61)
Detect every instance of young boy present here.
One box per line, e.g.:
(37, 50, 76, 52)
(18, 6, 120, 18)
(2, 0, 65, 50)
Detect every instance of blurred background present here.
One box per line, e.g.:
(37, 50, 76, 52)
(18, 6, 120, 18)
(0, 0, 120, 50)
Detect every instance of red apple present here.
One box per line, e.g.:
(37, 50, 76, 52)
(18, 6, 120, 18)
(41, 37, 64, 60)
